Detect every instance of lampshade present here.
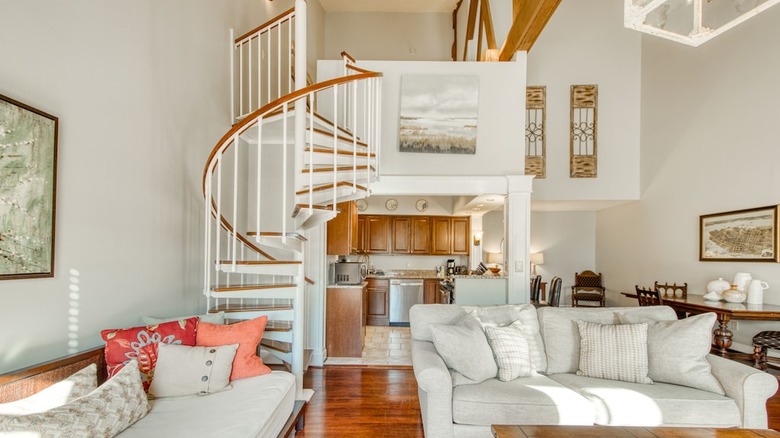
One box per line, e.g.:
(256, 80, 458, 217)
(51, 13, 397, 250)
(624, 0, 780, 47)
(530, 252, 544, 265)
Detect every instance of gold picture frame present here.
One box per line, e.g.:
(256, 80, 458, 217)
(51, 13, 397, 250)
(699, 205, 779, 262)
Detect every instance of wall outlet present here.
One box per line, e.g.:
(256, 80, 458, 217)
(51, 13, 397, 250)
(515, 260, 524, 272)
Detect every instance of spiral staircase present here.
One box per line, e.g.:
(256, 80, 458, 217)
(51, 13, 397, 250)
(201, 2, 382, 399)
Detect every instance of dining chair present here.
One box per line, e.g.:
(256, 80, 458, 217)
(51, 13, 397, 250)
(572, 271, 605, 307)
(530, 275, 543, 302)
(654, 281, 687, 300)
(635, 285, 663, 306)
(548, 276, 563, 307)
(752, 331, 780, 371)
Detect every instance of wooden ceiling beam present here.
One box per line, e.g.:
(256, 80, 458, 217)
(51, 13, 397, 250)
(463, 0, 479, 60)
(480, 0, 497, 50)
(499, 0, 561, 61)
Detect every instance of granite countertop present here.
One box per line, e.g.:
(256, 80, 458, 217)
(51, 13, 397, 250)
(326, 281, 368, 289)
(453, 274, 508, 279)
(367, 269, 440, 279)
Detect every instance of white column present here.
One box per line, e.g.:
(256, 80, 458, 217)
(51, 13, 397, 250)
(504, 175, 533, 304)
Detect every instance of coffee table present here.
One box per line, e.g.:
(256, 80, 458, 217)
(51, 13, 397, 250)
(492, 425, 780, 437)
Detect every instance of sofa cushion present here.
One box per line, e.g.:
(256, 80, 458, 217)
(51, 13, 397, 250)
(549, 373, 740, 427)
(576, 321, 652, 384)
(0, 364, 97, 415)
(411, 304, 471, 342)
(617, 312, 724, 395)
(430, 316, 497, 383)
(148, 343, 238, 398)
(452, 375, 595, 426)
(538, 306, 677, 374)
(196, 316, 271, 381)
(0, 361, 149, 436)
(466, 304, 547, 373)
(484, 321, 533, 381)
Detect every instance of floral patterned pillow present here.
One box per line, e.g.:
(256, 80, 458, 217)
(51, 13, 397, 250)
(101, 318, 198, 390)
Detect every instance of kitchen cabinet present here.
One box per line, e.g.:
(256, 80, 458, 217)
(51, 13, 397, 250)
(452, 217, 470, 255)
(326, 201, 358, 255)
(392, 217, 411, 253)
(355, 216, 367, 254)
(326, 284, 367, 357)
(365, 216, 390, 254)
(410, 216, 431, 254)
(367, 278, 389, 326)
(424, 279, 440, 304)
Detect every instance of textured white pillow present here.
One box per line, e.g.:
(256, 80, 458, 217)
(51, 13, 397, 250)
(0, 360, 148, 436)
(148, 343, 238, 398)
(576, 320, 652, 384)
(466, 305, 547, 372)
(430, 316, 497, 383)
(484, 321, 533, 381)
(0, 364, 97, 415)
(142, 311, 225, 326)
(617, 312, 724, 394)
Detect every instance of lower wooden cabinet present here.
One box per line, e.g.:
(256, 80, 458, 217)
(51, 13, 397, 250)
(326, 284, 367, 357)
(424, 279, 440, 304)
(366, 278, 389, 326)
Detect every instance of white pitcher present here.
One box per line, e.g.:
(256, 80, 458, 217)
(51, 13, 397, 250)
(733, 272, 752, 292)
(747, 279, 769, 305)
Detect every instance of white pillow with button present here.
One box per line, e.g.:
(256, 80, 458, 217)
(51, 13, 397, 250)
(148, 343, 238, 398)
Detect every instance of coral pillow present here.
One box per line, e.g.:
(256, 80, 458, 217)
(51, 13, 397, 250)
(101, 317, 198, 390)
(196, 316, 271, 380)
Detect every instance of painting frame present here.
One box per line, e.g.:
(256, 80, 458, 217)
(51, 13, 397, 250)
(699, 205, 779, 262)
(0, 93, 59, 280)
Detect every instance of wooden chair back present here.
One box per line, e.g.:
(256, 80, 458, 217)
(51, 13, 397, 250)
(530, 275, 542, 302)
(548, 276, 563, 307)
(654, 281, 687, 300)
(572, 270, 605, 307)
(635, 285, 663, 306)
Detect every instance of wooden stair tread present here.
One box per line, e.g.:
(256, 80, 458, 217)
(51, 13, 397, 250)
(224, 320, 293, 332)
(212, 283, 297, 292)
(246, 231, 307, 241)
(209, 304, 293, 313)
(305, 147, 373, 157)
(302, 165, 374, 173)
(217, 260, 301, 265)
(291, 203, 333, 218)
(295, 181, 368, 195)
(261, 339, 292, 354)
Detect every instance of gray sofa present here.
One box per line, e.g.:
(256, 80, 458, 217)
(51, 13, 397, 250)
(410, 304, 779, 438)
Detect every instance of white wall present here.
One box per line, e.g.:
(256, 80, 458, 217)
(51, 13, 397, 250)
(0, 0, 269, 373)
(318, 59, 526, 177)
(531, 211, 596, 306)
(597, 5, 780, 349)
(527, 0, 642, 202)
(324, 12, 453, 61)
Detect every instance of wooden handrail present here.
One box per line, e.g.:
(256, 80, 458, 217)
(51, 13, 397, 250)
(346, 64, 374, 75)
(235, 7, 295, 43)
(340, 51, 356, 63)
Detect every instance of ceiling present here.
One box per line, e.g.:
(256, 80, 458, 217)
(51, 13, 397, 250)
(318, 0, 460, 13)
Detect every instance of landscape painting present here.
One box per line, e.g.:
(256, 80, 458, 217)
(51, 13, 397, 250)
(699, 205, 779, 262)
(0, 94, 58, 280)
(398, 75, 479, 155)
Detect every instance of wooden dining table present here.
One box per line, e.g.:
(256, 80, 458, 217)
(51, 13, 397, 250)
(621, 292, 780, 357)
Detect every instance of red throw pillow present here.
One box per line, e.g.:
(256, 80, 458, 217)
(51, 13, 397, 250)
(196, 316, 271, 380)
(101, 317, 198, 390)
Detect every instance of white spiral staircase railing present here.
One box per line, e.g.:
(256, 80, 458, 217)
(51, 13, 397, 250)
(202, 1, 382, 399)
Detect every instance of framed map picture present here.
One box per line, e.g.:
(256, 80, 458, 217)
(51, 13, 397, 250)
(699, 205, 779, 262)
(0, 94, 59, 280)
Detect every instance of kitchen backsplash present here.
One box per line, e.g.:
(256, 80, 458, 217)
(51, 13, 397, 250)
(343, 254, 468, 272)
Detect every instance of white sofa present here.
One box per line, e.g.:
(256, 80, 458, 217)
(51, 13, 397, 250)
(410, 304, 779, 438)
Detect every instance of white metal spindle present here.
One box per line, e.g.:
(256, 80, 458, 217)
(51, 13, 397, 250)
(239, 44, 244, 118)
(288, 19, 292, 93)
(230, 29, 235, 123)
(333, 86, 339, 212)
(255, 121, 262, 237)
(267, 30, 271, 105)
(248, 39, 253, 113)
(308, 93, 314, 208)
(376, 78, 382, 178)
(277, 25, 281, 101)
(204, 169, 212, 295)
(232, 134, 239, 267)
(282, 103, 288, 237)
(257, 33, 262, 109)
(215, 154, 222, 272)
(352, 79, 357, 191)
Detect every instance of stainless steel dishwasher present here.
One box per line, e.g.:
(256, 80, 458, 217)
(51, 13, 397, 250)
(389, 279, 423, 325)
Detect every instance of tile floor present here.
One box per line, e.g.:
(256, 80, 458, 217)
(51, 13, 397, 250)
(325, 325, 412, 366)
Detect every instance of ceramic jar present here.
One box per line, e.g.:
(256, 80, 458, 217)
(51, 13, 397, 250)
(706, 277, 730, 295)
(722, 284, 747, 303)
(733, 272, 753, 292)
(747, 280, 769, 305)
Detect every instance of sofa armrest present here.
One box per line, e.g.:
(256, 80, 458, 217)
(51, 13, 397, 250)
(707, 354, 779, 428)
(411, 340, 453, 438)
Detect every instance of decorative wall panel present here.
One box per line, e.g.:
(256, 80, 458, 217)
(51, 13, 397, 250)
(525, 86, 546, 178)
(570, 84, 598, 178)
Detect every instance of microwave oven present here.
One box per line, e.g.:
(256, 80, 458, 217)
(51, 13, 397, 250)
(331, 262, 367, 285)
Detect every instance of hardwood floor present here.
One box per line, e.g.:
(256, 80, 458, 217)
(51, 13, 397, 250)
(298, 366, 780, 436)
(298, 366, 424, 437)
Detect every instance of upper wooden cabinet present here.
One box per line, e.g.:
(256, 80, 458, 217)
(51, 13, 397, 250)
(364, 215, 390, 254)
(451, 217, 470, 255)
(348, 212, 467, 256)
(392, 217, 411, 254)
(431, 217, 452, 255)
(326, 201, 358, 255)
(410, 216, 431, 254)
(355, 216, 367, 254)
